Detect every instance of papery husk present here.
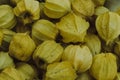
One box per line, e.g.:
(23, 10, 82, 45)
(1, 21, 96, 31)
(90, 53, 117, 80)
(32, 19, 58, 45)
(72, 0, 95, 18)
(0, 52, 15, 70)
(16, 62, 38, 80)
(13, 0, 40, 24)
(56, 12, 89, 43)
(9, 32, 36, 61)
(84, 33, 101, 56)
(0, 72, 14, 80)
(62, 45, 92, 73)
(1, 67, 24, 80)
(94, 6, 109, 16)
(44, 0, 71, 19)
(45, 61, 77, 80)
(33, 40, 63, 69)
(0, 5, 16, 29)
(96, 12, 120, 45)
(0, 29, 16, 51)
